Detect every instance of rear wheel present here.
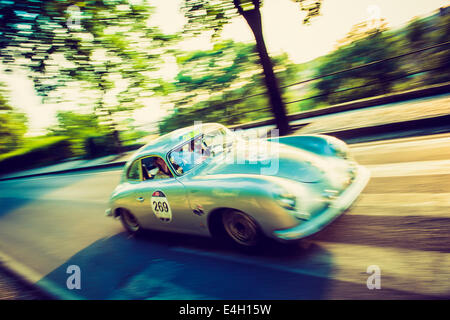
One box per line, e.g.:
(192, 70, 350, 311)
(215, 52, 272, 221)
(222, 210, 262, 248)
(120, 210, 142, 235)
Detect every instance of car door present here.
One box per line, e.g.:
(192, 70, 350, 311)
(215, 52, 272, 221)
(131, 155, 201, 233)
(138, 177, 196, 232)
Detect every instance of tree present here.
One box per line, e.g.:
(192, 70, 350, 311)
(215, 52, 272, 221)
(181, 0, 322, 135)
(335, 18, 388, 49)
(48, 110, 110, 156)
(0, 0, 176, 150)
(160, 40, 299, 134)
(405, 14, 450, 85)
(315, 30, 404, 105)
(406, 17, 428, 48)
(59, 3, 178, 151)
(0, 84, 28, 154)
(172, 41, 261, 108)
(427, 13, 450, 84)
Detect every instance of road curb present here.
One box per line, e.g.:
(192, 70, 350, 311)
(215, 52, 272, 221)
(0, 250, 83, 300)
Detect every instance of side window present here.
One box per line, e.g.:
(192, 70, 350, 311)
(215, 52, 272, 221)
(127, 160, 141, 181)
(141, 156, 173, 180)
(203, 129, 226, 154)
(168, 136, 208, 175)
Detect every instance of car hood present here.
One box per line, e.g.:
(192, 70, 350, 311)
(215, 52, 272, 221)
(199, 140, 344, 184)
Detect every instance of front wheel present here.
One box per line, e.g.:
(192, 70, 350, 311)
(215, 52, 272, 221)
(222, 210, 262, 248)
(120, 210, 142, 235)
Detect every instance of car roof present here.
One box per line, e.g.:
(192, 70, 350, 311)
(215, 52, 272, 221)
(128, 123, 226, 163)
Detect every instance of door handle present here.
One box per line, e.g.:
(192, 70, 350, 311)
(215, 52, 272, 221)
(136, 197, 144, 202)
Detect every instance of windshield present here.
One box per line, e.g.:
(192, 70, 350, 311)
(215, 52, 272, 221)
(168, 127, 235, 175)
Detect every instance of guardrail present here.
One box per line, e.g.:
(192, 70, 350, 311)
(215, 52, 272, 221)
(229, 81, 450, 130)
(169, 41, 450, 127)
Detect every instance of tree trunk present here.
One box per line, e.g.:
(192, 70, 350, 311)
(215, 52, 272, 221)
(237, 5, 290, 135)
(98, 72, 122, 155)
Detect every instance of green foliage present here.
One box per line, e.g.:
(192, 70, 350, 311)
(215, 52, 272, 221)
(175, 43, 252, 92)
(180, 0, 323, 135)
(422, 14, 450, 84)
(314, 31, 405, 105)
(48, 110, 108, 156)
(84, 135, 117, 159)
(0, 0, 178, 148)
(173, 40, 261, 106)
(48, 110, 147, 157)
(406, 18, 428, 46)
(181, 0, 322, 37)
(0, 136, 72, 174)
(0, 84, 28, 154)
(119, 128, 148, 145)
(311, 11, 450, 106)
(181, 0, 238, 38)
(0, 1, 175, 95)
(159, 40, 299, 134)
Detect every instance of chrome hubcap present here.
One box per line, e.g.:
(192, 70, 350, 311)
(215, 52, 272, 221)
(122, 211, 140, 232)
(223, 211, 258, 246)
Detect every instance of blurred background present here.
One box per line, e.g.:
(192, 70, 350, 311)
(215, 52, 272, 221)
(0, 0, 449, 174)
(0, 0, 450, 300)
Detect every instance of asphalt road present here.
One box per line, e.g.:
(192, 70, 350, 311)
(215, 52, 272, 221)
(0, 133, 449, 299)
(0, 267, 49, 300)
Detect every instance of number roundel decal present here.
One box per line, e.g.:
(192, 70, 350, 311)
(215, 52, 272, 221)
(151, 190, 172, 222)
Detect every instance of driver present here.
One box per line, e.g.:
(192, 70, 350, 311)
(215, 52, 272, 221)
(148, 157, 172, 179)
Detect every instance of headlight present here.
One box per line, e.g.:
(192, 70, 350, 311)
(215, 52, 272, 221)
(272, 182, 311, 220)
(275, 193, 297, 210)
(276, 194, 311, 220)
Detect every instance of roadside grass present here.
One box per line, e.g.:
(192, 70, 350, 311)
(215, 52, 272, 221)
(0, 136, 73, 174)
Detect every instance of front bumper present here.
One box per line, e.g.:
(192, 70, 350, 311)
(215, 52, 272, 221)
(273, 165, 371, 241)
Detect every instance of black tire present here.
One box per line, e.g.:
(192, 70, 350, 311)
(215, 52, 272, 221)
(222, 210, 262, 248)
(120, 209, 142, 235)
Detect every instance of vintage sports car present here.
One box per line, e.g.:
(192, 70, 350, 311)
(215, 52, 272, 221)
(106, 123, 370, 248)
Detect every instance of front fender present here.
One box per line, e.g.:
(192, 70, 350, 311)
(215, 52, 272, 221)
(268, 134, 349, 159)
(187, 175, 302, 237)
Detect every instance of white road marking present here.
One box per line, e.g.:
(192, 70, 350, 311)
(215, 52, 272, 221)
(351, 135, 450, 151)
(367, 159, 450, 177)
(351, 193, 450, 216)
(315, 241, 450, 296)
